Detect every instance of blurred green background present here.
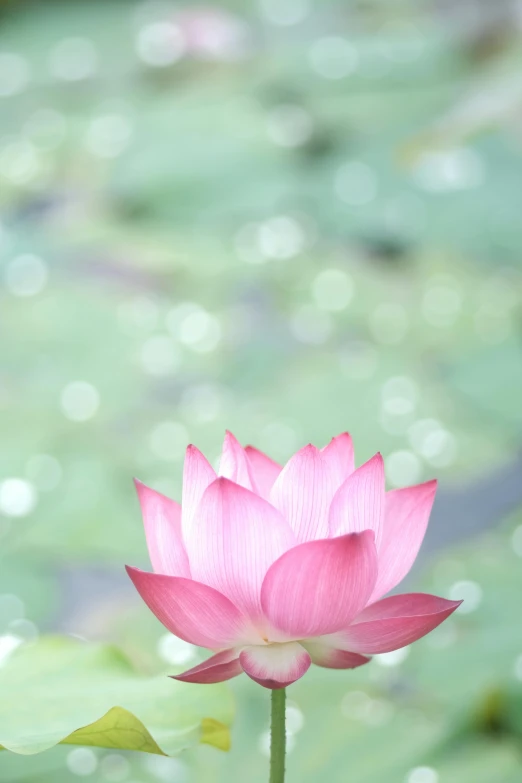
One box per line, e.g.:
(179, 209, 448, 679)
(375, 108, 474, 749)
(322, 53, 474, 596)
(1, 0, 522, 780)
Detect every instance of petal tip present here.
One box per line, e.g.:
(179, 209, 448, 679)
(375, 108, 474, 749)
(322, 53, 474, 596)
(133, 477, 147, 496)
(292, 443, 321, 462)
(370, 451, 384, 468)
(212, 475, 236, 491)
(223, 429, 240, 445)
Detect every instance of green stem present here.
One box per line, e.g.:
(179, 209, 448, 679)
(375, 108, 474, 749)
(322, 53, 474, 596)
(269, 688, 286, 783)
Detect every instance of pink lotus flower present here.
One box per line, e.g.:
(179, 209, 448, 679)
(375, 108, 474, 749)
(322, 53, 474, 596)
(127, 432, 460, 689)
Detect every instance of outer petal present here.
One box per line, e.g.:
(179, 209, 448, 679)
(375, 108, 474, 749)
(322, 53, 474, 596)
(186, 478, 295, 621)
(134, 480, 190, 578)
(171, 649, 242, 684)
(126, 567, 256, 649)
(239, 643, 311, 689)
(329, 454, 385, 548)
(261, 531, 378, 639)
(245, 445, 281, 499)
(321, 433, 355, 488)
(270, 445, 336, 542)
(219, 431, 255, 491)
(337, 593, 461, 654)
(302, 641, 370, 670)
(181, 445, 216, 542)
(371, 480, 437, 602)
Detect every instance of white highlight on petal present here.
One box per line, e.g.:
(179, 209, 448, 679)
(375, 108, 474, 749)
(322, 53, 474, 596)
(449, 580, 482, 614)
(4, 254, 48, 297)
(241, 641, 310, 684)
(0, 479, 37, 517)
(60, 381, 100, 421)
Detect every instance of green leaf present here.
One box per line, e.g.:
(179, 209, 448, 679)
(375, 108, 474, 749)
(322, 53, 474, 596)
(0, 637, 233, 756)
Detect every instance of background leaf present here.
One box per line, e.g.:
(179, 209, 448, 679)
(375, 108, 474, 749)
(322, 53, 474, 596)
(0, 637, 233, 756)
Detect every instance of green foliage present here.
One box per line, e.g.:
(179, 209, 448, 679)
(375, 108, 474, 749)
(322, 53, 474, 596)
(0, 0, 521, 780)
(0, 637, 233, 756)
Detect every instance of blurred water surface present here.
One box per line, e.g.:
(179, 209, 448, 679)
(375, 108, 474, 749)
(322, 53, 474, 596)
(1, 1, 522, 781)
